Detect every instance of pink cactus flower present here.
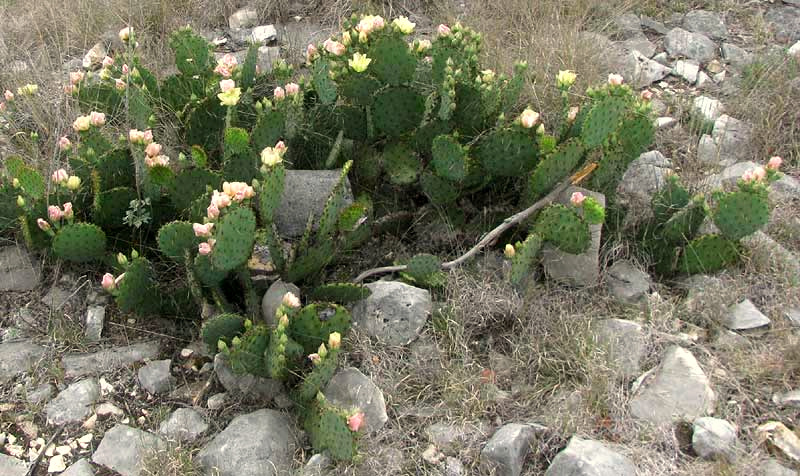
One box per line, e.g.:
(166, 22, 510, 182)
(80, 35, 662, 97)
(741, 170, 755, 182)
(519, 108, 540, 129)
(37, 218, 50, 231)
(282, 292, 301, 308)
(347, 412, 365, 432)
(607, 74, 624, 86)
(570, 191, 586, 206)
(102, 56, 114, 67)
(63, 84, 75, 95)
(207, 203, 220, 220)
(306, 43, 318, 62)
(193, 222, 214, 237)
(308, 353, 321, 364)
(52, 169, 69, 183)
(115, 79, 126, 91)
(143, 130, 153, 143)
(0, 102, 5, 112)
(640, 90, 653, 101)
(62, 202, 73, 219)
(145, 142, 162, 157)
(214, 64, 231, 78)
(48, 205, 63, 221)
(211, 190, 232, 209)
(753, 166, 766, 181)
(437, 24, 451, 36)
(223, 182, 255, 201)
(198, 242, 212, 255)
(129, 129, 145, 143)
(4, 90, 14, 101)
(767, 156, 783, 170)
(285, 83, 300, 96)
(323, 39, 346, 56)
(219, 53, 238, 69)
(275, 140, 287, 152)
(69, 72, 84, 85)
(89, 111, 106, 127)
(121, 64, 130, 75)
(273, 86, 286, 100)
(567, 106, 580, 122)
(101, 273, 115, 290)
(219, 79, 235, 93)
(58, 137, 71, 151)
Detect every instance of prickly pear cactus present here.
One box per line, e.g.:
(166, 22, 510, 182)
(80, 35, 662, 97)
(288, 304, 351, 354)
(431, 134, 469, 182)
(304, 393, 361, 461)
(382, 142, 421, 186)
(157, 221, 199, 261)
(116, 257, 161, 316)
(294, 344, 341, 406)
(535, 205, 591, 254)
(528, 140, 585, 199)
(680, 234, 740, 275)
(712, 188, 770, 241)
(169, 27, 214, 78)
(201, 313, 246, 351)
(473, 128, 538, 178)
(211, 206, 257, 272)
(52, 223, 107, 262)
(309, 283, 371, 304)
(169, 169, 222, 215)
(509, 233, 543, 286)
(402, 253, 446, 288)
(371, 87, 425, 138)
(93, 186, 137, 229)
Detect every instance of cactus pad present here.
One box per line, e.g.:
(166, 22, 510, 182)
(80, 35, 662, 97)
(96, 148, 135, 190)
(5, 157, 45, 200)
(680, 234, 740, 275)
(258, 165, 285, 224)
(372, 87, 425, 137)
(211, 205, 257, 272)
(309, 283, 372, 304)
(651, 175, 690, 224)
(223, 128, 258, 183)
(169, 27, 213, 78)
(473, 129, 538, 178)
(660, 197, 706, 244)
(581, 96, 627, 148)
(528, 140, 585, 199)
(193, 253, 228, 286)
(169, 168, 222, 214)
(157, 221, 199, 261)
(288, 303, 351, 354)
(535, 204, 591, 254)
(510, 233, 542, 286)
(306, 397, 359, 461)
(52, 223, 107, 263)
(94, 186, 137, 229)
(368, 36, 417, 85)
(339, 76, 381, 106)
(227, 324, 270, 376)
(420, 169, 459, 205)
(712, 189, 770, 241)
(382, 142, 421, 186)
(402, 253, 446, 288)
(116, 257, 161, 316)
(431, 135, 468, 182)
(201, 313, 245, 351)
(251, 110, 286, 152)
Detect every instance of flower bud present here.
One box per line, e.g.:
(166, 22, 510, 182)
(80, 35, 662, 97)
(16, 195, 25, 207)
(117, 253, 128, 266)
(504, 244, 515, 259)
(328, 332, 341, 349)
(66, 176, 81, 190)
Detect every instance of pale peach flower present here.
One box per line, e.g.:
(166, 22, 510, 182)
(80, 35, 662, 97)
(62, 202, 73, 219)
(52, 169, 69, 183)
(285, 83, 300, 96)
(282, 292, 301, 308)
(347, 412, 365, 432)
(4, 90, 14, 101)
(608, 73, 624, 86)
(72, 115, 91, 132)
(115, 79, 126, 91)
(328, 332, 341, 349)
(308, 353, 321, 364)
(48, 205, 63, 221)
(767, 156, 783, 170)
(753, 166, 766, 181)
(219, 53, 238, 69)
(193, 222, 214, 237)
(102, 56, 114, 68)
(306, 43, 318, 63)
(101, 273, 115, 290)
(118, 27, 133, 42)
(145, 142, 162, 157)
(323, 39, 346, 56)
(273, 86, 285, 100)
(129, 129, 145, 144)
(519, 108, 540, 129)
(220, 79, 235, 93)
(198, 242, 212, 255)
(58, 137, 71, 151)
(504, 244, 515, 259)
(69, 72, 84, 85)
(568, 106, 580, 122)
(37, 218, 50, 231)
(207, 203, 220, 220)
(89, 111, 106, 126)
(570, 191, 586, 206)
(121, 64, 130, 75)
(143, 130, 153, 143)
(437, 24, 451, 36)
(640, 90, 653, 101)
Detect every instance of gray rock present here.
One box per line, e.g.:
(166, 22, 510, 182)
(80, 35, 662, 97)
(544, 437, 636, 476)
(692, 417, 737, 461)
(275, 169, 354, 237)
(159, 408, 208, 443)
(696, 71, 712, 88)
(62, 458, 95, 476)
(787, 308, 800, 327)
(257, 46, 281, 73)
(85, 306, 105, 342)
(665, 28, 718, 62)
(252, 25, 277, 44)
(655, 117, 678, 129)
(619, 36, 657, 58)
(762, 458, 798, 476)
(26, 383, 55, 405)
(541, 187, 605, 287)
(214, 353, 284, 401)
(138, 359, 175, 394)
(0, 341, 45, 383)
(722, 43, 753, 68)
(62, 340, 160, 379)
(712, 330, 748, 349)
(771, 174, 800, 204)
(196, 409, 297, 476)
(631, 346, 716, 425)
(740, 232, 800, 281)
(712, 115, 753, 165)
(227, 28, 253, 48)
(425, 421, 489, 454)
(261, 280, 300, 327)
(351, 281, 431, 346)
(301, 453, 332, 476)
(324, 367, 388, 433)
(627, 51, 671, 87)
(82, 42, 107, 69)
(0, 245, 39, 291)
(207, 392, 227, 410)
(480, 423, 538, 476)
(617, 151, 672, 225)
(45, 378, 100, 425)
(697, 134, 720, 165)
(773, 390, 800, 408)
(613, 13, 643, 38)
(693, 96, 724, 124)
(607, 261, 650, 304)
(723, 299, 771, 330)
(229, 8, 259, 29)
(0, 454, 28, 476)
(92, 425, 166, 476)
(684, 10, 728, 40)
(641, 16, 669, 35)
(42, 278, 78, 310)
(706, 160, 760, 190)
(674, 59, 700, 83)
(765, 6, 800, 43)
(592, 319, 646, 379)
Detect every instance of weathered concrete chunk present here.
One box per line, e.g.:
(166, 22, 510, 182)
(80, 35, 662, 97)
(324, 367, 388, 433)
(683, 10, 728, 40)
(196, 409, 297, 476)
(723, 299, 771, 330)
(0, 341, 45, 383)
(275, 169, 354, 237)
(138, 359, 175, 394)
(0, 245, 39, 291)
(544, 437, 636, 476)
(352, 281, 431, 346)
(592, 319, 646, 379)
(480, 423, 538, 476)
(0, 454, 28, 476)
(158, 408, 208, 443)
(692, 417, 738, 462)
(62, 341, 160, 378)
(92, 425, 167, 476)
(665, 27, 718, 62)
(45, 379, 101, 425)
(630, 346, 716, 425)
(214, 353, 284, 401)
(541, 187, 605, 287)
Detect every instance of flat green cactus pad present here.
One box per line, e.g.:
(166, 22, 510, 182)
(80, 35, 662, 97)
(211, 206, 257, 272)
(431, 134, 468, 182)
(52, 223, 106, 263)
(473, 129, 538, 178)
(157, 221, 199, 261)
(712, 189, 770, 241)
(680, 234, 740, 275)
(94, 186, 137, 229)
(528, 139, 585, 199)
(581, 95, 627, 148)
(535, 204, 591, 255)
(368, 35, 417, 85)
(201, 313, 246, 351)
(169, 168, 223, 215)
(382, 142, 421, 186)
(372, 87, 425, 137)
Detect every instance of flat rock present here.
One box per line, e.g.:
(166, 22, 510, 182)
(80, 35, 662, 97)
(674, 59, 700, 83)
(627, 50, 671, 86)
(351, 281, 431, 346)
(693, 96, 724, 124)
(541, 186, 605, 287)
(544, 437, 636, 476)
(790, 40, 800, 56)
(616, 151, 673, 226)
(762, 458, 798, 476)
(138, 359, 175, 394)
(711, 115, 753, 165)
(26, 383, 55, 405)
(613, 13, 643, 38)
(229, 8, 258, 29)
(0, 341, 45, 383)
(712, 330, 749, 349)
(92, 425, 167, 476)
(0, 454, 27, 476)
(275, 169, 354, 237)
(0, 245, 39, 291)
(723, 299, 771, 330)
(257, 46, 281, 73)
(261, 280, 300, 328)
(62, 458, 95, 476)
(722, 43, 753, 68)
(480, 423, 538, 476)
(630, 346, 716, 425)
(757, 421, 800, 463)
(771, 174, 800, 204)
(45, 379, 100, 425)
(692, 417, 737, 462)
(697, 134, 720, 165)
(641, 16, 669, 35)
(214, 353, 284, 401)
(300, 453, 332, 476)
(606, 261, 650, 304)
(618, 36, 656, 58)
(684, 10, 728, 40)
(425, 421, 489, 454)
(196, 409, 297, 476)
(592, 319, 646, 379)
(323, 367, 388, 433)
(85, 306, 105, 342)
(251, 25, 277, 44)
(765, 6, 800, 43)
(786, 308, 800, 327)
(773, 390, 800, 408)
(62, 341, 160, 379)
(159, 408, 208, 443)
(665, 27, 717, 62)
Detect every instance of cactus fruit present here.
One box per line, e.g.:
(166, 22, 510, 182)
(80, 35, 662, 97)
(509, 233, 543, 286)
(304, 393, 360, 461)
(535, 204, 591, 254)
(680, 234, 740, 275)
(712, 188, 770, 241)
(382, 142, 421, 186)
(93, 186, 138, 229)
(309, 283, 372, 304)
(157, 221, 199, 261)
(289, 304, 351, 354)
(211, 205, 257, 272)
(372, 87, 425, 137)
(51, 223, 107, 262)
(169, 168, 222, 215)
(528, 140, 585, 199)
(431, 134, 469, 182)
(201, 313, 246, 351)
(266, 315, 291, 380)
(116, 257, 161, 316)
(580, 95, 627, 148)
(368, 36, 417, 86)
(473, 129, 538, 178)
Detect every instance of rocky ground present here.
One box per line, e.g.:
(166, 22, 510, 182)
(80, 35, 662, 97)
(1, 1, 800, 475)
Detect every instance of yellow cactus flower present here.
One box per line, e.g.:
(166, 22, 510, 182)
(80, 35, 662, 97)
(217, 87, 242, 107)
(556, 70, 577, 89)
(392, 16, 416, 34)
(348, 53, 372, 73)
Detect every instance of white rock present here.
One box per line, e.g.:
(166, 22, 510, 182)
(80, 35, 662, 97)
(696, 71, 711, 88)
(693, 96, 724, 123)
(723, 299, 771, 330)
(48, 454, 67, 473)
(251, 25, 277, 44)
(692, 417, 737, 461)
(85, 306, 105, 342)
(674, 60, 700, 83)
(773, 390, 800, 408)
(789, 41, 800, 57)
(758, 421, 800, 463)
(544, 437, 636, 476)
(82, 43, 107, 70)
(655, 117, 677, 129)
(229, 8, 259, 29)
(95, 402, 124, 419)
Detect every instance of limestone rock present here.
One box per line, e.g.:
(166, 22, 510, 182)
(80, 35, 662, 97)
(82, 43, 107, 70)
(786, 308, 800, 327)
(425, 421, 489, 454)
(0, 341, 45, 383)
(0, 454, 28, 476)
(92, 425, 167, 476)
(251, 25, 277, 44)
(674, 59, 700, 83)
(300, 453, 332, 476)
(351, 281, 431, 346)
(62, 458, 95, 476)
(692, 417, 737, 461)
(257, 46, 281, 73)
(630, 346, 716, 425)
(613, 13, 643, 38)
(762, 458, 798, 476)
(26, 383, 55, 405)
(275, 169, 354, 237)
(711, 115, 753, 165)
(544, 437, 636, 476)
(683, 10, 728, 40)
(158, 408, 208, 443)
(758, 421, 800, 463)
(480, 423, 539, 476)
(196, 409, 297, 476)
(628, 50, 671, 86)
(606, 261, 650, 304)
(62, 341, 160, 378)
(773, 390, 800, 408)
(764, 6, 800, 43)
(592, 319, 646, 379)
(261, 280, 300, 328)
(138, 359, 175, 394)
(616, 151, 673, 226)
(541, 186, 605, 287)
(229, 8, 259, 29)
(45, 379, 101, 426)
(324, 367, 388, 433)
(723, 299, 771, 330)
(665, 28, 718, 62)
(0, 245, 39, 291)
(722, 43, 753, 68)
(693, 96, 724, 124)
(84, 306, 105, 342)
(214, 353, 284, 401)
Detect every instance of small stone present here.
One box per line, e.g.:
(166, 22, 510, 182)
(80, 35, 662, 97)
(445, 457, 464, 476)
(302, 453, 331, 476)
(713, 330, 748, 349)
(92, 425, 167, 476)
(697, 134, 720, 165)
(693, 96, 724, 124)
(62, 458, 94, 476)
(606, 261, 650, 304)
(713, 71, 726, 83)
(0, 245, 40, 292)
(63, 341, 160, 379)
(762, 458, 798, 476)
(48, 454, 67, 473)
(95, 402, 124, 419)
(692, 417, 737, 462)
(251, 25, 277, 44)
(721, 43, 753, 68)
(758, 421, 800, 463)
(179, 348, 193, 359)
(665, 28, 718, 62)
(45, 379, 101, 426)
(261, 280, 301, 328)
(789, 40, 800, 57)
(82, 43, 107, 70)
(683, 10, 728, 40)
(706, 59, 724, 73)
(352, 281, 431, 346)
(480, 423, 538, 476)
(723, 299, 771, 330)
(616, 151, 673, 226)
(55, 444, 71, 455)
(77, 434, 93, 449)
(545, 437, 635, 476)
(137, 359, 175, 394)
(324, 367, 388, 433)
(158, 408, 208, 443)
(655, 117, 677, 129)
(628, 51, 672, 86)
(674, 59, 700, 83)
(81, 414, 97, 430)
(712, 115, 753, 165)
(0, 453, 28, 476)
(619, 36, 656, 58)
(786, 308, 800, 327)
(696, 71, 711, 88)
(652, 52, 669, 65)
(641, 16, 669, 35)
(773, 390, 800, 408)
(592, 319, 646, 379)
(229, 8, 259, 29)
(214, 353, 284, 401)
(26, 383, 55, 405)
(85, 306, 105, 342)
(207, 393, 227, 410)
